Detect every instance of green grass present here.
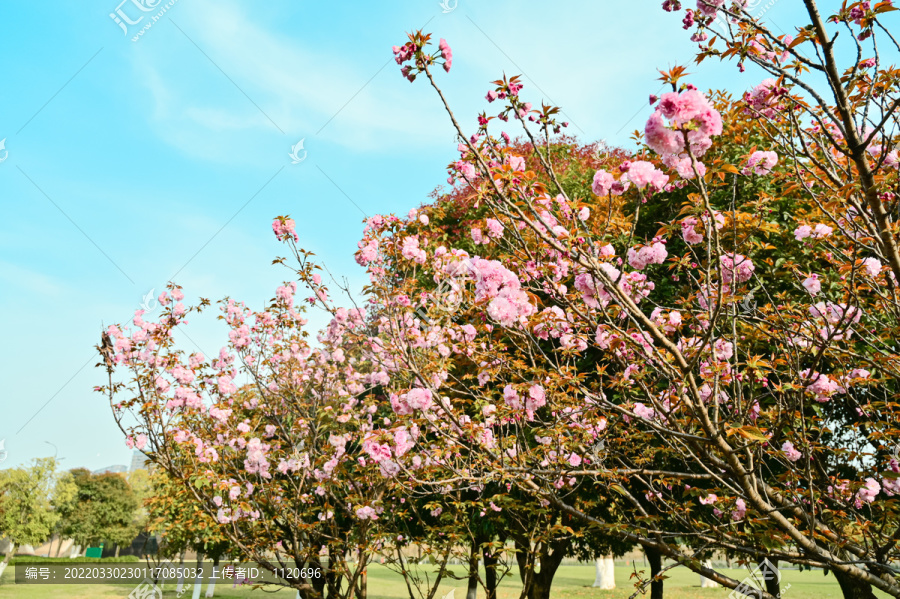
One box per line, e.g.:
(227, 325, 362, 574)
(0, 562, 858, 598)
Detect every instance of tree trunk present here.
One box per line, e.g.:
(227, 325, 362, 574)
(593, 556, 615, 589)
(466, 541, 479, 599)
(192, 553, 204, 599)
(513, 537, 536, 598)
(530, 576, 551, 599)
(0, 543, 16, 579)
(834, 569, 877, 599)
(326, 558, 343, 599)
(761, 558, 780, 598)
(700, 560, 720, 587)
(483, 547, 499, 599)
(310, 558, 326, 598)
(516, 538, 570, 599)
(115, 545, 121, 558)
(176, 551, 187, 593)
(205, 555, 220, 597)
(645, 545, 664, 599)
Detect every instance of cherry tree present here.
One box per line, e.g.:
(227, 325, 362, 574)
(99, 273, 399, 599)
(351, 11, 900, 597)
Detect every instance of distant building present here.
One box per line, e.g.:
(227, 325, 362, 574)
(129, 450, 149, 472)
(92, 464, 127, 475)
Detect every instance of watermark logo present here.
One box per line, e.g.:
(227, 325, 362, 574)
(140, 288, 158, 313)
(740, 290, 757, 314)
(728, 559, 789, 599)
(128, 558, 175, 599)
(588, 439, 607, 464)
(110, 0, 180, 41)
(0, 139, 8, 163)
(289, 139, 308, 164)
(0, 439, 7, 463)
(110, 0, 162, 34)
(713, 0, 778, 35)
(439, 0, 458, 13)
(414, 258, 478, 324)
(128, 579, 163, 599)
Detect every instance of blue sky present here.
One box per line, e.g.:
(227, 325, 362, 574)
(0, 0, 803, 471)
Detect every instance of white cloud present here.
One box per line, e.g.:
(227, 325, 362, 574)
(0, 260, 64, 298)
(131, 0, 452, 160)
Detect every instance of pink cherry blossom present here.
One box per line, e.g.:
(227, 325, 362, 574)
(633, 402, 655, 420)
(801, 370, 846, 403)
(802, 274, 821, 295)
(272, 217, 299, 242)
(527, 384, 546, 411)
(355, 506, 379, 520)
(857, 478, 881, 506)
(592, 169, 617, 196)
(625, 161, 669, 190)
(404, 388, 434, 411)
(664, 154, 706, 179)
(401, 236, 427, 263)
(438, 39, 452, 72)
(485, 218, 504, 238)
(681, 217, 704, 244)
(645, 88, 722, 159)
(782, 441, 802, 462)
(732, 497, 747, 520)
(744, 78, 787, 119)
(795, 223, 833, 241)
(861, 257, 882, 277)
(696, 0, 723, 17)
(503, 385, 522, 410)
(720, 253, 755, 283)
(744, 150, 778, 175)
(645, 112, 684, 156)
(627, 241, 668, 270)
(244, 438, 271, 478)
(884, 150, 899, 167)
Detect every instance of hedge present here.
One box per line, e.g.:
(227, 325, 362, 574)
(9, 555, 141, 564)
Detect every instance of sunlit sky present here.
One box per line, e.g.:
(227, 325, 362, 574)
(0, 0, 807, 471)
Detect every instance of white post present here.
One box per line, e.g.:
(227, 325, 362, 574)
(192, 554, 204, 599)
(592, 555, 615, 589)
(205, 563, 217, 597)
(700, 560, 720, 588)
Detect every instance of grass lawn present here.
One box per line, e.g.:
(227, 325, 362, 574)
(0, 562, 864, 598)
